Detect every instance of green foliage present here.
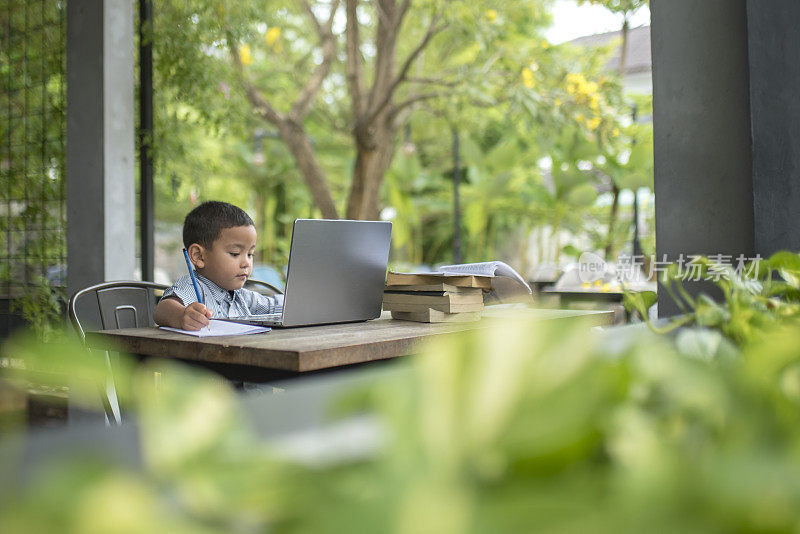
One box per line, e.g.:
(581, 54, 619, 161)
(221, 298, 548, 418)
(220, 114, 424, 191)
(7, 300, 800, 531)
(0, 1, 67, 339)
(576, 0, 649, 15)
(150, 0, 652, 271)
(10, 276, 65, 343)
(625, 251, 800, 348)
(390, 27, 646, 266)
(151, 0, 340, 254)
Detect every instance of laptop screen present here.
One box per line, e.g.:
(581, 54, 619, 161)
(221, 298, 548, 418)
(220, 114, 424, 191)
(281, 219, 392, 326)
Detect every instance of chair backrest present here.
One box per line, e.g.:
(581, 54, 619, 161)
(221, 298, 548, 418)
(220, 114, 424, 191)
(69, 281, 169, 341)
(243, 278, 284, 297)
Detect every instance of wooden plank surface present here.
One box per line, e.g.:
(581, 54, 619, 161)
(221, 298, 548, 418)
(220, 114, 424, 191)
(85, 308, 613, 373)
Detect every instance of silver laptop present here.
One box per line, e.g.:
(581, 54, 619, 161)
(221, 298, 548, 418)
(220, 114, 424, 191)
(225, 219, 392, 327)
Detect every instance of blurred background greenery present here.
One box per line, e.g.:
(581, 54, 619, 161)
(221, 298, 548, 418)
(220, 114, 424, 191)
(0, 0, 655, 334)
(149, 0, 653, 278)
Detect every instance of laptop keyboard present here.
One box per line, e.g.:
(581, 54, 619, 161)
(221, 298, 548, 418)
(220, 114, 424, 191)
(248, 311, 282, 321)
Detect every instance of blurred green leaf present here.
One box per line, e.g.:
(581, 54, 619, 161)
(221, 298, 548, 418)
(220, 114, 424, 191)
(566, 183, 598, 207)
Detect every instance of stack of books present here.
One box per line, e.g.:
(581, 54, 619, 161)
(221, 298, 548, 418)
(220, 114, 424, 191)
(383, 271, 491, 323)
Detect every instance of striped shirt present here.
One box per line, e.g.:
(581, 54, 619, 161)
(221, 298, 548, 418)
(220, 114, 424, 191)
(161, 273, 281, 318)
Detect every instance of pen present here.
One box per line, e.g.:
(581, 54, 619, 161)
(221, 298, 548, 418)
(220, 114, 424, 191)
(183, 248, 204, 305)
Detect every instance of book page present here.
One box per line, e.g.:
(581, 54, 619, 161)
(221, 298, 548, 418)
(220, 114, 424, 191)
(437, 262, 497, 277)
(160, 319, 271, 337)
(438, 261, 532, 294)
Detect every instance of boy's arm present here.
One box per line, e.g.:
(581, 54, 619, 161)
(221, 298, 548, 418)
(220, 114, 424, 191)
(154, 296, 213, 330)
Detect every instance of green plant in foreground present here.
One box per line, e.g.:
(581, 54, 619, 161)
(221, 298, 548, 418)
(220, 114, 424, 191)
(624, 251, 800, 348)
(10, 276, 66, 343)
(4, 309, 800, 532)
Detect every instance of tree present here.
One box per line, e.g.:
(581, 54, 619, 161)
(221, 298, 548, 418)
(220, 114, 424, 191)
(577, 0, 649, 259)
(155, 1, 559, 220)
(382, 26, 633, 268)
(227, 1, 342, 218)
(153, 1, 643, 273)
(578, 0, 648, 76)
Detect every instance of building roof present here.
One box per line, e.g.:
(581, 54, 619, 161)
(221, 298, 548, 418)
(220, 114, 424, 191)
(566, 25, 651, 75)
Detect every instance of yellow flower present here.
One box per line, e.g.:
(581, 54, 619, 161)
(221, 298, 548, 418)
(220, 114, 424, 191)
(265, 27, 281, 47)
(576, 113, 585, 123)
(566, 73, 584, 85)
(589, 95, 600, 110)
(612, 127, 620, 137)
(486, 9, 498, 22)
(239, 44, 253, 65)
(541, 40, 550, 50)
(521, 68, 535, 88)
(554, 98, 562, 107)
(585, 81, 598, 93)
(587, 117, 602, 130)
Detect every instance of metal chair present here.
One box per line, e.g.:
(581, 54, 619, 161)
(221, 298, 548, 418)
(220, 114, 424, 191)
(68, 281, 168, 424)
(244, 278, 284, 296)
(69, 280, 168, 340)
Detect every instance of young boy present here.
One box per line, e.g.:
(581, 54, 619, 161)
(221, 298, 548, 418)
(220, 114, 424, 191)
(154, 201, 282, 331)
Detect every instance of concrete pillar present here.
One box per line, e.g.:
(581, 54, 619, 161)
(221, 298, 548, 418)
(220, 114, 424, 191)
(747, 1, 800, 256)
(66, 0, 135, 299)
(651, 0, 754, 316)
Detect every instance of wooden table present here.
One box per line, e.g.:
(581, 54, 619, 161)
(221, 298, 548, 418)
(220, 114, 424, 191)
(542, 286, 657, 324)
(85, 308, 613, 383)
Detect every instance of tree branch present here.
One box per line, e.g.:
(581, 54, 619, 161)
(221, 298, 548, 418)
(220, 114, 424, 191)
(299, 0, 323, 36)
(310, 106, 351, 136)
(365, 13, 444, 126)
(393, 91, 441, 113)
(289, 0, 340, 120)
(397, 0, 411, 21)
(390, 91, 441, 129)
(365, 0, 401, 115)
(373, 0, 392, 29)
(345, 0, 367, 118)
(227, 36, 283, 124)
(406, 76, 461, 87)
(322, 0, 339, 33)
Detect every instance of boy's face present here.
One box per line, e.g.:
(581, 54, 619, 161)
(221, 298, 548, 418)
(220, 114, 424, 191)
(191, 225, 257, 291)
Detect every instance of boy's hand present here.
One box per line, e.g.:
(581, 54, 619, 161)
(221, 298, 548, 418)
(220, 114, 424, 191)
(181, 302, 213, 331)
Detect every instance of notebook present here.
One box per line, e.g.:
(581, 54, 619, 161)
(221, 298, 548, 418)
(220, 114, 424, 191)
(224, 218, 392, 327)
(160, 319, 270, 337)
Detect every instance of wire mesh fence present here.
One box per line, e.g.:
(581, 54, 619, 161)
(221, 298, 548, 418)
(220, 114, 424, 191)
(0, 0, 66, 337)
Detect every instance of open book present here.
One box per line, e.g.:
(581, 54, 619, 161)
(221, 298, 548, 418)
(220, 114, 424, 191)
(438, 261, 532, 294)
(160, 319, 270, 337)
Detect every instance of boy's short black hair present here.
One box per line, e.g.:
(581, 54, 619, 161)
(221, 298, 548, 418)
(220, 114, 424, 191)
(183, 201, 254, 249)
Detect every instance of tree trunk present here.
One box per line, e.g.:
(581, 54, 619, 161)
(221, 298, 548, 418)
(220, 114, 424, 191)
(618, 16, 629, 78)
(604, 182, 620, 259)
(255, 191, 266, 263)
(276, 118, 339, 219)
(346, 116, 396, 220)
(604, 14, 630, 259)
(341, 1, 443, 220)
